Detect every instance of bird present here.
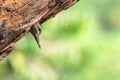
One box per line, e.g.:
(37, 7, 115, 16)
(30, 21, 42, 48)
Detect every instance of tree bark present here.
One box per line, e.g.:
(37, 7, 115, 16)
(0, 0, 79, 59)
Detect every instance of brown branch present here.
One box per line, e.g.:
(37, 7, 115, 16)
(0, 0, 79, 59)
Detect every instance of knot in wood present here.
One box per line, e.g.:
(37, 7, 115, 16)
(48, 0, 57, 8)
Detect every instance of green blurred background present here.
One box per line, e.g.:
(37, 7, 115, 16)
(0, 0, 120, 80)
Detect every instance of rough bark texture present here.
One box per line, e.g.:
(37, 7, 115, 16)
(0, 0, 79, 59)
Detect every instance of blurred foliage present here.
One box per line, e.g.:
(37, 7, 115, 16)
(0, 0, 120, 80)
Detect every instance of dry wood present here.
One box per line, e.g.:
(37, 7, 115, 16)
(0, 0, 79, 59)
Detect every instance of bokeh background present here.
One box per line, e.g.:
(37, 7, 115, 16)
(0, 0, 120, 80)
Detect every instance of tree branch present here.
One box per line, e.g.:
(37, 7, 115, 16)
(0, 0, 79, 59)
